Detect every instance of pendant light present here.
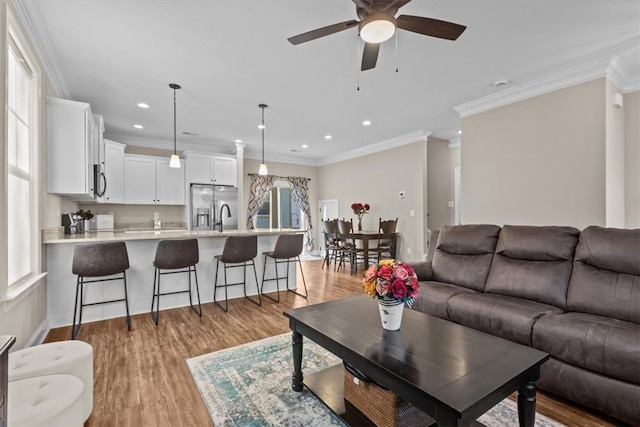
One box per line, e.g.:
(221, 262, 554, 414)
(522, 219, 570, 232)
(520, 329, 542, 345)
(258, 103, 268, 176)
(169, 83, 181, 168)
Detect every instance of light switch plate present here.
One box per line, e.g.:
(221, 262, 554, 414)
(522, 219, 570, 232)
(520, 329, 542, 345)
(448, 201, 454, 208)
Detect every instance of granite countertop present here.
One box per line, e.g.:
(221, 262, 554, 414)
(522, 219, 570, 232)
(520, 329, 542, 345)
(42, 228, 302, 244)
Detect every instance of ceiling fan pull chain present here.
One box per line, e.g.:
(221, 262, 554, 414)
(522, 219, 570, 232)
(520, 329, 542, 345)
(356, 35, 360, 91)
(395, 31, 399, 73)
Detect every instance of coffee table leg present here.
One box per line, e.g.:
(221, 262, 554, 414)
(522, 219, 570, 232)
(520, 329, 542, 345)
(517, 379, 537, 427)
(291, 331, 304, 392)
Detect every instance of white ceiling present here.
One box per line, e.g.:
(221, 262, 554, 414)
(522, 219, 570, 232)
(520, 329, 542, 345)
(19, 0, 640, 165)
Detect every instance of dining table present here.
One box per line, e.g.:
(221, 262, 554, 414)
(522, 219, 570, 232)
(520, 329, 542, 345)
(351, 230, 398, 269)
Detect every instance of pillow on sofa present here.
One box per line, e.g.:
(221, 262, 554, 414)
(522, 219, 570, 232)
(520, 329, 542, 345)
(567, 226, 640, 323)
(432, 224, 501, 292)
(485, 225, 580, 308)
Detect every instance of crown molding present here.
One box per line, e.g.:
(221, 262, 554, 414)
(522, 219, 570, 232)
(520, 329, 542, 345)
(607, 55, 640, 93)
(454, 37, 640, 118)
(11, 0, 69, 98)
(318, 130, 430, 166)
(448, 137, 461, 148)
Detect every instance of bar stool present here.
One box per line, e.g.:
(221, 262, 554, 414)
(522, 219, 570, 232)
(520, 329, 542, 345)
(71, 242, 131, 340)
(260, 233, 308, 303)
(151, 239, 202, 325)
(213, 235, 262, 312)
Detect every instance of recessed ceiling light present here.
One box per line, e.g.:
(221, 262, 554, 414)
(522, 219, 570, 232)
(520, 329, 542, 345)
(133, 124, 143, 129)
(234, 139, 243, 143)
(362, 120, 372, 126)
(137, 103, 149, 109)
(302, 144, 308, 148)
(324, 135, 332, 140)
(458, 130, 462, 135)
(258, 124, 266, 129)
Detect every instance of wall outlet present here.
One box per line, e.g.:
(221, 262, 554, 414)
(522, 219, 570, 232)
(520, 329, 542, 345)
(447, 201, 454, 208)
(407, 247, 412, 255)
(399, 191, 406, 199)
(410, 209, 415, 217)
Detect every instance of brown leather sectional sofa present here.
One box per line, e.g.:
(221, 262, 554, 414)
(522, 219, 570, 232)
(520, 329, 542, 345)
(409, 224, 640, 425)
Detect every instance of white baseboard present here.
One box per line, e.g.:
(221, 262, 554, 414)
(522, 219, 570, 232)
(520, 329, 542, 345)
(25, 318, 50, 347)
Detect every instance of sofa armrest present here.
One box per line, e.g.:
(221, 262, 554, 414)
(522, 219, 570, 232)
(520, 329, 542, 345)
(408, 262, 433, 281)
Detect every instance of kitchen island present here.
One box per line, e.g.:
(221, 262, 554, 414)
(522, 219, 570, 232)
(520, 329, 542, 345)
(43, 228, 303, 328)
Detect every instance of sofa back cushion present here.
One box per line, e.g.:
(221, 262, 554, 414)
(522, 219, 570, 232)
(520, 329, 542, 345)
(567, 226, 640, 323)
(485, 225, 580, 308)
(432, 224, 501, 292)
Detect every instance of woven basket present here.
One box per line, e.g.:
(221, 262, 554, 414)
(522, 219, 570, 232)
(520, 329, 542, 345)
(343, 369, 435, 427)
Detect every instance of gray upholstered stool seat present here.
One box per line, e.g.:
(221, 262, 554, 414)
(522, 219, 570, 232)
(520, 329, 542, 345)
(213, 235, 262, 312)
(151, 239, 202, 325)
(71, 241, 130, 339)
(261, 233, 308, 302)
(8, 374, 84, 427)
(9, 340, 93, 422)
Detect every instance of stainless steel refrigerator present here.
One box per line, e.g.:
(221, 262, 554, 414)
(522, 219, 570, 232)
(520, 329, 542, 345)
(190, 184, 238, 231)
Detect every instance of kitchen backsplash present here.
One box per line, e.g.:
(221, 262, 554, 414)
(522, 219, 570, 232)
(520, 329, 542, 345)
(77, 204, 185, 229)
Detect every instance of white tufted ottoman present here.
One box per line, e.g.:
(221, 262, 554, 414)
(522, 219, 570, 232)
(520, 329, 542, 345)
(8, 341, 93, 421)
(8, 374, 84, 426)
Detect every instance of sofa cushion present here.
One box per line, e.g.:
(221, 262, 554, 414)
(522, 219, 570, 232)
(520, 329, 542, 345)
(432, 224, 501, 292)
(567, 226, 640, 323)
(533, 312, 640, 384)
(412, 281, 477, 320)
(485, 225, 580, 308)
(447, 294, 564, 346)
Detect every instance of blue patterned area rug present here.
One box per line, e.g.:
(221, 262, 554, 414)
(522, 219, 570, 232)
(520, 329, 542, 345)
(186, 333, 565, 427)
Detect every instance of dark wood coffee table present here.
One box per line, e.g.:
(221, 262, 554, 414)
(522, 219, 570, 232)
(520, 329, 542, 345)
(284, 295, 549, 427)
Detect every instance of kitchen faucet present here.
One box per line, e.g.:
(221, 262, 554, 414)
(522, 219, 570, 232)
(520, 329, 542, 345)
(216, 204, 231, 232)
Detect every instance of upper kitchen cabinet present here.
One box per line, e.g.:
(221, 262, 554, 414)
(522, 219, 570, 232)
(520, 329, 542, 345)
(184, 151, 237, 186)
(47, 97, 97, 200)
(98, 139, 126, 204)
(124, 154, 185, 205)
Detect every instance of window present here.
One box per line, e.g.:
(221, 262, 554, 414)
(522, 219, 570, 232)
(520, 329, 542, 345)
(256, 182, 303, 230)
(4, 12, 42, 299)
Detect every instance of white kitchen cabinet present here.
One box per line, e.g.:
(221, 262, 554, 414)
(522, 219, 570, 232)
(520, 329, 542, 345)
(124, 154, 185, 205)
(47, 97, 96, 200)
(101, 140, 126, 203)
(184, 151, 237, 186)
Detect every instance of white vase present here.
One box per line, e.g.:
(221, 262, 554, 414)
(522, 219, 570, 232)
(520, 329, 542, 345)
(378, 300, 405, 330)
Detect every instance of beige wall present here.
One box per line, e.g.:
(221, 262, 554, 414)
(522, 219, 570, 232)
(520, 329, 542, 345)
(605, 79, 626, 227)
(461, 78, 606, 229)
(625, 90, 640, 228)
(427, 137, 453, 231)
(318, 140, 427, 261)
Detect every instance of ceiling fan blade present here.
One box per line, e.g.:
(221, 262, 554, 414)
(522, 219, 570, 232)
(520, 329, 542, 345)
(361, 42, 380, 71)
(397, 15, 466, 40)
(288, 20, 358, 45)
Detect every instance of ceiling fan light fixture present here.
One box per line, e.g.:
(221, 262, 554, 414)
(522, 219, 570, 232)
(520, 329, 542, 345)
(359, 13, 397, 44)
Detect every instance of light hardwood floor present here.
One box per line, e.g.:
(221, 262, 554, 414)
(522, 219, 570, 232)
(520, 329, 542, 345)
(45, 259, 618, 427)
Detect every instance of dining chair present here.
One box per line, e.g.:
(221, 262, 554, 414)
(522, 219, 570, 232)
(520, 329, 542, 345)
(321, 219, 340, 269)
(369, 218, 398, 263)
(337, 219, 364, 274)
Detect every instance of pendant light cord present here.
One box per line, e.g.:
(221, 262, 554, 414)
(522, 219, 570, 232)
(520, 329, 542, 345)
(261, 106, 265, 164)
(173, 87, 177, 155)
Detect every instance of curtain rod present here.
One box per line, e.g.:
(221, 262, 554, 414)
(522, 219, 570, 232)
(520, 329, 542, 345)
(247, 173, 311, 181)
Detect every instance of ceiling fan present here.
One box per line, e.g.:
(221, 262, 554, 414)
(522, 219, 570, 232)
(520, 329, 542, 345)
(288, 0, 466, 71)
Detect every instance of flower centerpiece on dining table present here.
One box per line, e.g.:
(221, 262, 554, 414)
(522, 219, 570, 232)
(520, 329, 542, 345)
(363, 259, 419, 330)
(351, 202, 370, 231)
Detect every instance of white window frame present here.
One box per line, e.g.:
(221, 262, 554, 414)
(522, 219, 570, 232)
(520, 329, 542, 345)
(256, 180, 305, 231)
(2, 7, 45, 303)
